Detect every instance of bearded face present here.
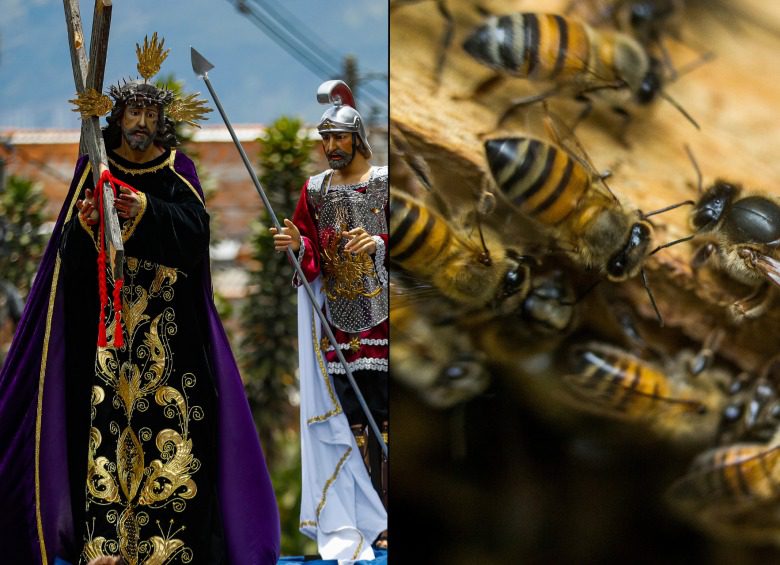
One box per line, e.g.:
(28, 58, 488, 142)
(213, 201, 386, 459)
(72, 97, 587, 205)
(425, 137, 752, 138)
(322, 132, 356, 170)
(120, 105, 159, 152)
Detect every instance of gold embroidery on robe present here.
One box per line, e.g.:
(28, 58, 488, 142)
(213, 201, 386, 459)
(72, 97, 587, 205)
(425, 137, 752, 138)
(83, 260, 202, 564)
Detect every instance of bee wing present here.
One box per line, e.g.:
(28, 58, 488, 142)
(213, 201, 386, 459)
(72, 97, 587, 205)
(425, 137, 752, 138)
(519, 101, 618, 204)
(390, 272, 488, 325)
(751, 252, 780, 288)
(667, 442, 780, 511)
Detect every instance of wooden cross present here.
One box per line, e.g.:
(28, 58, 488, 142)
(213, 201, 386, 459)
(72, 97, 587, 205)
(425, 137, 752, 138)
(63, 0, 124, 279)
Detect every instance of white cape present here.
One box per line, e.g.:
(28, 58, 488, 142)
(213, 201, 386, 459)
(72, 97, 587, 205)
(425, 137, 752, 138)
(297, 278, 387, 562)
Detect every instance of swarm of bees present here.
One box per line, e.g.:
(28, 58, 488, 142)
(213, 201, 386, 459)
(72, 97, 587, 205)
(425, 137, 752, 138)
(390, 0, 780, 560)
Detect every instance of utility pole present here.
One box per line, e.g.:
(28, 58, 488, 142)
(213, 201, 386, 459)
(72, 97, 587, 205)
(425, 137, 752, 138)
(341, 55, 360, 105)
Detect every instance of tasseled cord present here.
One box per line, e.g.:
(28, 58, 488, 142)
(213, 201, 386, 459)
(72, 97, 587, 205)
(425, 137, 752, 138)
(95, 169, 137, 348)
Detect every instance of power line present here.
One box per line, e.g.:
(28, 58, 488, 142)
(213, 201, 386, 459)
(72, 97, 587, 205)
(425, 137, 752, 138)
(251, 0, 388, 103)
(228, 0, 387, 112)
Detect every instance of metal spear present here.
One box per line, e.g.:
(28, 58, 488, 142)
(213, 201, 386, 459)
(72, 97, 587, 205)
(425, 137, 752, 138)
(191, 47, 387, 457)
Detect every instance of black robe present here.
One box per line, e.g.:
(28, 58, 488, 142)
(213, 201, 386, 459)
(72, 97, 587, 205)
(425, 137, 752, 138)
(60, 147, 223, 564)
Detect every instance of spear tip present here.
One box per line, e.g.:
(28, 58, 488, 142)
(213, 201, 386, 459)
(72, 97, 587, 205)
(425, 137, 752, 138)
(190, 47, 214, 77)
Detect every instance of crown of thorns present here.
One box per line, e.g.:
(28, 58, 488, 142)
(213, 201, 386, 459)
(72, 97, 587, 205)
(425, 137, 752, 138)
(69, 33, 211, 128)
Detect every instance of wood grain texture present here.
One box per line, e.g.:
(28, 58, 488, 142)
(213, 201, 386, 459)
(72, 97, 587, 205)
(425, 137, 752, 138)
(391, 0, 780, 373)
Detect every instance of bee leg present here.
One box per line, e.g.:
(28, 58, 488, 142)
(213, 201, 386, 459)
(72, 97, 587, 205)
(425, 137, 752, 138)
(571, 94, 594, 131)
(492, 87, 560, 132)
(731, 283, 772, 321)
(609, 299, 660, 358)
(611, 106, 633, 148)
(688, 329, 725, 376)
(656, 37, 678, 81)
(453, 73, 505, 102)
(691, 242, 716, 272)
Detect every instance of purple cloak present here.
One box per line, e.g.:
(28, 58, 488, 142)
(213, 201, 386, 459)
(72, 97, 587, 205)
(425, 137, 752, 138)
(0, 153, 280, 564)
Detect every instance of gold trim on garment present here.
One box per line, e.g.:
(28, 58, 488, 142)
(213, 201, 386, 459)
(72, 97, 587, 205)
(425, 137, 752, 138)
(306, 307, 342, 425)
(35, 166, 87, 563)
(299, 446, 352, 525)
(314, 447, 365, 561)
(78, 212, 99, 250)
(108, 150, 174, 176)
(121, 192, 147, 242)
(75, 164, 99, 249)
(171, 159, 206, 207)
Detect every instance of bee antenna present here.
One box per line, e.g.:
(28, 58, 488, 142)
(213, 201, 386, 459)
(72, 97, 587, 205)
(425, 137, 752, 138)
(474, 212, 493, 266)
(671, 50, 716, 83)
(641, 199, 695, 220)
(433, 0, 454, 90)
(659, 90, 699, 130)
(650, 234, 695, 256)
(641, 268, 664, 327)
(684, 144, 703, 194)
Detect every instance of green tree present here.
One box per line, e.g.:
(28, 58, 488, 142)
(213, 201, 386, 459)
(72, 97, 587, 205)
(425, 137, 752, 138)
(0, 174, 48, 363)
(0, 175, 48, 296)
(240, 116, 316, 556)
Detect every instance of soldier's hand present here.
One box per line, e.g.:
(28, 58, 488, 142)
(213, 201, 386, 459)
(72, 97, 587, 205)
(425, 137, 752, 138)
(76, 188, 99, 225)
(271, 218, 301, 253)
(343, 227, 377, 255)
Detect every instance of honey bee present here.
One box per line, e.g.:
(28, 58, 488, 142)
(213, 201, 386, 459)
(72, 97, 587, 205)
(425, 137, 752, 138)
(689, 179, 780, 319)
(390, 188, 533, 317)
(483, 135, 691, 322)
(390, 282, 491, 408)
(665, 361, 780, 543)
(467, 267, 579, 365)
(666, 435, 780, 545)
(560, 340, 729, 443)
(462, 11, 697, 135)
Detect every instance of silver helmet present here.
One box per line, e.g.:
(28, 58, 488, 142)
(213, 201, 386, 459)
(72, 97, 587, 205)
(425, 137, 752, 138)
(316, 80, 372, 159)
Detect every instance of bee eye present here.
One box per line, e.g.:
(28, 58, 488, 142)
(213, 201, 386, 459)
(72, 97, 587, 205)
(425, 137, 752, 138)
(630, 4, 653, 28)
(637, 72, 660, 104)
(607, 255, 627, 278)
(693, 208, 717, 229)
(442, 364, 467, 381)
(503, 267, 526, 296)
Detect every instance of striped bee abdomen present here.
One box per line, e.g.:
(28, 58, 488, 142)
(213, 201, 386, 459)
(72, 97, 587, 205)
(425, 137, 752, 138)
(485, 137, 591, 226)
(685, 444, 780, 501)
(569, 346, 673, 413)
(463, 13, 591, 81)
(389, 191, 452, 277)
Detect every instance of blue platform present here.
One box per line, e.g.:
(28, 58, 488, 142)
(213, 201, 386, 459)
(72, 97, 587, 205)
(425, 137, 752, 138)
(279, 549, 387, 564)
(56, 549, 388, 564)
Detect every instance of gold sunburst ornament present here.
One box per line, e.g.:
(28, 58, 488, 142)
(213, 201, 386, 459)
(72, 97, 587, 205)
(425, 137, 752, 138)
(136, 32, 169, 80)
(68, 33, 211, 128)
(69, 88, 113, 118)
(167, 93, 212, 128)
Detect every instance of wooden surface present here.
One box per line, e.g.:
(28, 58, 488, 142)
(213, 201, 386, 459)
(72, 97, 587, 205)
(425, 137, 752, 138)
(390, 0, 780, 373)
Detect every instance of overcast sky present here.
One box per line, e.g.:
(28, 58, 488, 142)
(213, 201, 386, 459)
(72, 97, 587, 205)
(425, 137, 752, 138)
(0, 0, 388, 129)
